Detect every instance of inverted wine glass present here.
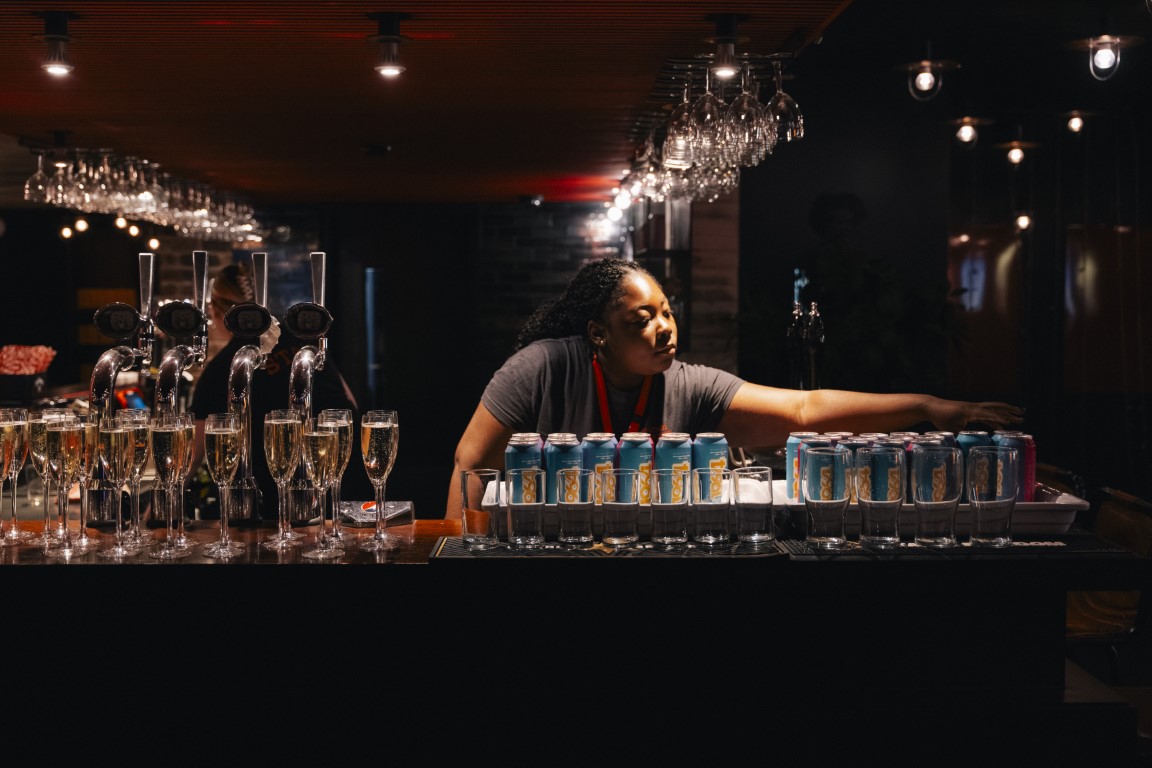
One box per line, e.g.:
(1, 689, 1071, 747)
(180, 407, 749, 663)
(96, 416, 136, 559)
(302, 418, 342, 560)
(0, 408, 32, 545)
(148, 412, 191, 560)
(262, 409, 303, 551)
(202, 413, 245, 559)
(318, 408, 354, 549)
(359, 409, 399, 552)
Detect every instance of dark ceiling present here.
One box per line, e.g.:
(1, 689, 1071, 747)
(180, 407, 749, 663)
(0, 0, 1148, 218)
(0, 0, 850, 210)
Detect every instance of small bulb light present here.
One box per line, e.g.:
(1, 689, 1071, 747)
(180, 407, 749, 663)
(956, 124, 977, 143)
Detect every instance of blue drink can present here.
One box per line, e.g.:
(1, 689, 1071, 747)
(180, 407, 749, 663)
(504, 432, 543, 474)
(821, 431, 855, 445)
(998, 433, 1030, 502)
(544, 432, 582, 505)
(655, 432, 692, 472)
(581, 432, 618, 474)
(618, 432, 654, 505)
(786, 432, 820, 500)
(859, 445, 904, 503)
(795, 436, 832, 501)
(802, 444, 849, 501)
(692, 432, 728, 474)
(957, 431, 992, 500)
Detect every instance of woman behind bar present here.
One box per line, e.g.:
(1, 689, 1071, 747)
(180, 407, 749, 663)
(446, 257, 1024, 518)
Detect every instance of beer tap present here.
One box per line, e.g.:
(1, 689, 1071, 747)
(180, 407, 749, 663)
(153, 250, 210, 416)
(90, 252, 157, 422)
(222, 252, 274, 520)
(286, 252, 334, 420)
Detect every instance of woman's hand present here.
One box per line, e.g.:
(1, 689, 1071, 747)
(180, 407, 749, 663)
(931, 399, 1026, 434)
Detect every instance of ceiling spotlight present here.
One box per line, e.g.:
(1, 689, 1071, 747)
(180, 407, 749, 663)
(995, 135, 1039, 165)
(367, 12, 411, 78)
(35, 10, 78, 77)
(1068, 33, 1143, 81)
(950, 116, 993, 145)
(704, 13, 747, 80)
(1064, 110, 1092, 133)
(897, 43, 959, 101)
(1014, 213, 1032, 232)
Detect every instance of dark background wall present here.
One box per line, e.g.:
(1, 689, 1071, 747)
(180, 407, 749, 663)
(2, 0, 1149, 513)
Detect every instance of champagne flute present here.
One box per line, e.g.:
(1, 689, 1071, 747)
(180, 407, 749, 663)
(148, 412, 191, 560)
(96, 416, 135, 558)
(116, 408, 151, 550)
(0, 408, 32, 545)
(318, 408, 353, 548)
(301, 418, 342, 560)
(44, 415, 82, 558)
(171, 413, 196, 550)
(202, 413, 244, 558)
(28, 408, 70, 547)
(262, 409, 303, 551)
(359, 409, 399, 552)
(71, 413, 102, 554)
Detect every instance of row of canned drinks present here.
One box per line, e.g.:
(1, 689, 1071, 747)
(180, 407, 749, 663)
(785, 429, 1037, 503)
(505, 431, 730, 505)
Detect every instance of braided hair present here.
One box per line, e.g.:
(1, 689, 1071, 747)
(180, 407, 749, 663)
(515, 257, 658, 351)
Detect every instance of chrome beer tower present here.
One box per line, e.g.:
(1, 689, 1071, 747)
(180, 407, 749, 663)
(286, 252, 333, 419)
(153, 251, 210, 416)
(89, 252, 157, 422)
(222, 252, 273, 520)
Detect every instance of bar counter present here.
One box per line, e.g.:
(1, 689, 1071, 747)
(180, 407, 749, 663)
(5, 511, 1145, 761)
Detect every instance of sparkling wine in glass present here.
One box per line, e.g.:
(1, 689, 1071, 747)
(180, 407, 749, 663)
(318, 408, 353, 548)
(96, 417, 135, 559)
(44, 416, 82, 558)
(202, 413, 245, 559)
(71, 415, 102, 554)
(28, 408, 70, 547)
(262, 409, 303, 551)
(0, 409, 32, 545)
(148, 413, 191, 560)
(171, 413, 196, 549)
(359, 409, 399, 551)
(302, 418, 342, 560)
(116, 408, 151, 550)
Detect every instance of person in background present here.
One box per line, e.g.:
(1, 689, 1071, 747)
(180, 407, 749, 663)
(446, 257, 1024, 518)
(189, 262, 371, 521)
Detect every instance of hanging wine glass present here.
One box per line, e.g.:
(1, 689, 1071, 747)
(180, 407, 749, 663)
(725, 64, 774, 166)
(768, 59, 805, 143)
(689, 67, 729, 169)
(23, 152, 52, 205)
(662, 75, 695, 172)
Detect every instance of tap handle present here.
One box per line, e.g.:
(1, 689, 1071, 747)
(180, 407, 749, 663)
(252, 251, 269, 308)
(192, 250, 209, 315)
(310, 251, 326, 307)
(138, 252, 154, 318)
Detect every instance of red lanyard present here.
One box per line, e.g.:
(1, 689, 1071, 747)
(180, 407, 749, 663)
(591, 355, 652, 434)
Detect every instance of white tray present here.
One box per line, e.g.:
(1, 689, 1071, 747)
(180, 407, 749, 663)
(777, 480, 1086, 537)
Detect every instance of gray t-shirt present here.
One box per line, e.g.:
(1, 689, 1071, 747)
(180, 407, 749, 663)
(481, 336, 744, 439)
